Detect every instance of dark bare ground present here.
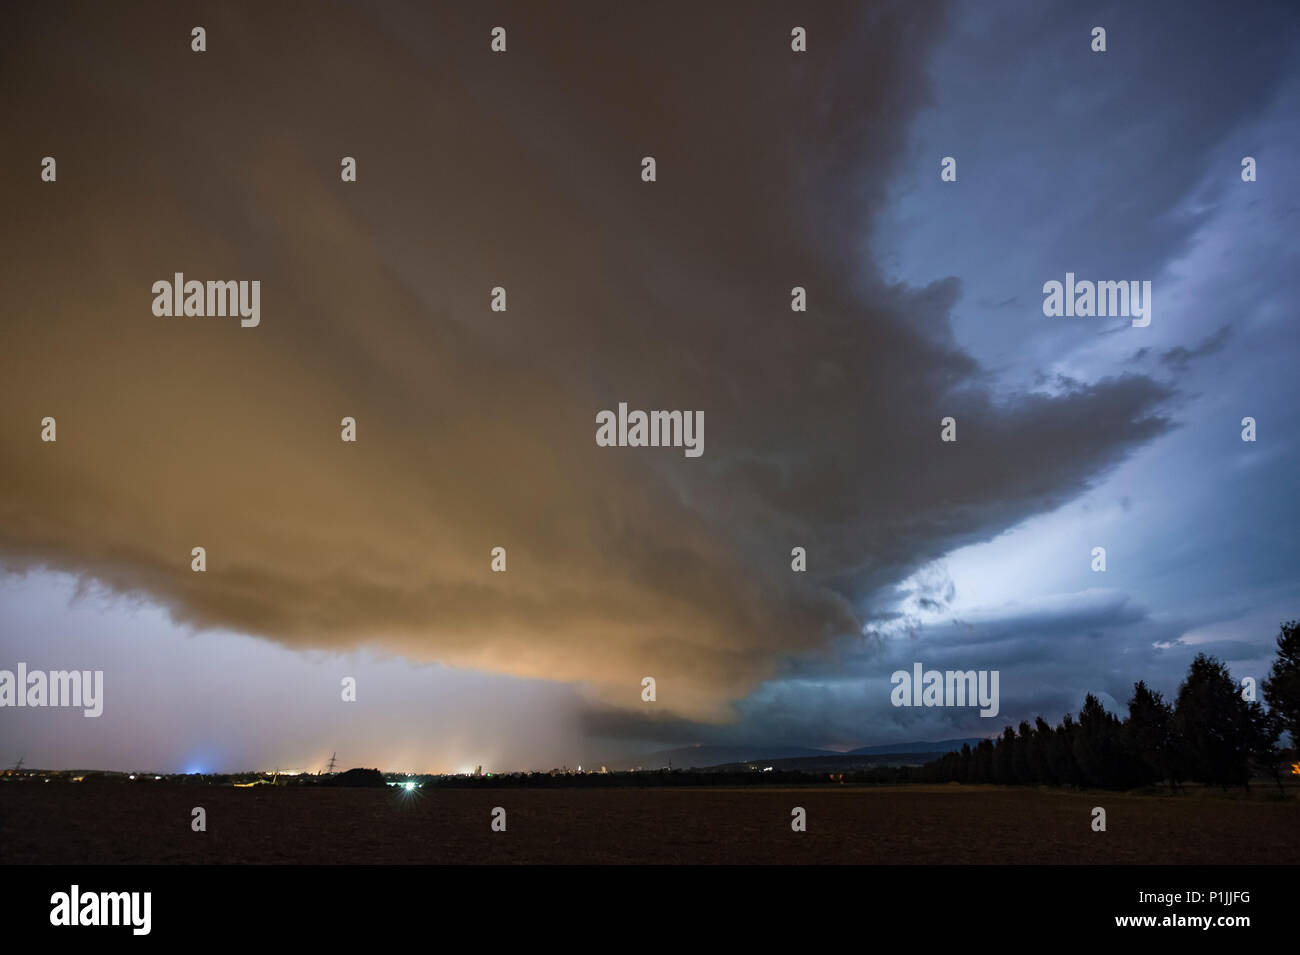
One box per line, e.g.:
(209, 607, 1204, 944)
(1, 783, 1297, 864)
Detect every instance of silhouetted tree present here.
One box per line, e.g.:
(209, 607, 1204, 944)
(1013, 721, 1033, 783)
(1049, 714, 1082, 786)
(1247, 704, 1286, 796)
(1262, 620, 1300, 747)
(1174, 654, 1253, 788)
(1073, 694, 1132, 787)
(995, 726, 1016, 783)
(975, 738, 995, 783)
(1028, 716, 1054, 784)
(1124, 680, 1180, 790)
(916, 621, 1297, 792)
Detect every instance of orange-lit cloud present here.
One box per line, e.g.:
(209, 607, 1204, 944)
(0, 1, 1172, 727)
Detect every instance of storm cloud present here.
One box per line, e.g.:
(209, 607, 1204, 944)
(1, 0, 1176, 732)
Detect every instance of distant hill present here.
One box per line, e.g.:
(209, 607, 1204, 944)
(607, 745, 839, 771)
(611, 738, 988, 771)
(848, 737, 986, 756)
(702, 752, 949, 772)
(320, 768, 386, 787)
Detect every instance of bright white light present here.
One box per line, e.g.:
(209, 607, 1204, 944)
(403, 781, 415, 791)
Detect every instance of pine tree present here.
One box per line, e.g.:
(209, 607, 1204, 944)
(1013, 720, 1033, 784)
(1029, 716, 1054, 784)
(1174, 654, 1253, 788)
(1261, 620, 1300, 747)
(1124, 680, 1179, 790)
(1247, 704, 1285, 796)
(1050, 714, 1081, 786)
(1072, 694, 1127, 788)
(995, 726, 1016, 783)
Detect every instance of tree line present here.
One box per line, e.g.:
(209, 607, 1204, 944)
(912, 620, 1300, 793)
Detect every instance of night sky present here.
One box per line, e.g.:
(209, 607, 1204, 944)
(2, 0, 1297, 773)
